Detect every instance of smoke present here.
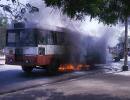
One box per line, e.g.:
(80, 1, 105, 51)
(61, 29, 107, 64)
(25, 0, 64, 29)
(24, 0, 125, 65)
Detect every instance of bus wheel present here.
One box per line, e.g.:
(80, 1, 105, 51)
(22, 66, 33, 73)
(46, 61, 60, 75)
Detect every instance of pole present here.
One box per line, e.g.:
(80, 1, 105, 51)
(122, 17, 128, 71)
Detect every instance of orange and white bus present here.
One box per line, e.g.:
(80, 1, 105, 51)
(5, 22, 65, 74)
(5, 22, 105, 74)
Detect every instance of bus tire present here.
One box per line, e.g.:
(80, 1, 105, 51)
(22, 66, 33, 73)
(46, 60, 60, 75)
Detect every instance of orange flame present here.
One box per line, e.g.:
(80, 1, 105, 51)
(58, 64, 90, 72)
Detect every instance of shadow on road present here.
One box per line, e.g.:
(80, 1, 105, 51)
(0, 69, 63, 86)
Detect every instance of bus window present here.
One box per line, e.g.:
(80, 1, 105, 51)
(47, 32, 53, 45)
(38, 30, 64, 45)
(38, 30, 47, 45)
(52, 31, 57, 44)
(19, 29, 36, 46)
(8, 32, 16, 43)
(38, 47, 45, 55)
(47, 31, 58, 45)
(57, 32, 64, 44)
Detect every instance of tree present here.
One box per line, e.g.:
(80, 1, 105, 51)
(0, 0, 39, 50)
(44, 0, 130, 71)
(0, 0, 39, 22)
(0, 13, 7, 50)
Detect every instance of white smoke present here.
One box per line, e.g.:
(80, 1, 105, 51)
(26, 0, 65, 29)
(26, 0, 126, 64)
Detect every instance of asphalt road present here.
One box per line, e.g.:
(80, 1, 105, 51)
(0, 54, 114, 95)
(0, 57, 130, 100)
(0, 58, 126, 93)
(0, 64, 103, 95)
(0, 65, 53, 94)
(0, 70, 130, 100)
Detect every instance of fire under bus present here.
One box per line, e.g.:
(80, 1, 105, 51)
(5, 22, 66, 74)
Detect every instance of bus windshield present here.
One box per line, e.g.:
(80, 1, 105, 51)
(6, 29, 37, 47)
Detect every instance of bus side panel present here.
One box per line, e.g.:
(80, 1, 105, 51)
(6, 54, 37, 66)
(37, 55, 54, 65)
(5, 54, 15, 65)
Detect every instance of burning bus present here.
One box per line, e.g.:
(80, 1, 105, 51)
(5, 22, 106, 74)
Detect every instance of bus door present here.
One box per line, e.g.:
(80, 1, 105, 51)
(15, 48, 23, 62)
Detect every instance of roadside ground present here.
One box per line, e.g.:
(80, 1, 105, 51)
(0, 70, 130, 100)
(1, 55, 130, 100)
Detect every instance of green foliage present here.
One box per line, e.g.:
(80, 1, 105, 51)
(44, 0, 101, 20)
(97, 0, 130, 25)
(0, 17, 7, 27)
(0, 0, 39, 21)
(44, 0, 130, 25)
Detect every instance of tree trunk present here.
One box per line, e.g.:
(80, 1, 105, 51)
(122, 17, 128, 71)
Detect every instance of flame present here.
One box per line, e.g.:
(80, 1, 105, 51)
(58, 64, 90, 72)
(58, 64, 74, 72)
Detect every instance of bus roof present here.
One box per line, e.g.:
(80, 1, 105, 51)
(7, 26, 65, 33)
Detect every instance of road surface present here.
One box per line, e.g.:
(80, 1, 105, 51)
(0, 70, 130, 100)
(0, 57, 130, 100)
(0, 64, 106, 95)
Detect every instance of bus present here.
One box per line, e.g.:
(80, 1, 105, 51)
(5, 22, 106, 74)
(5, 22, 65, 74)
